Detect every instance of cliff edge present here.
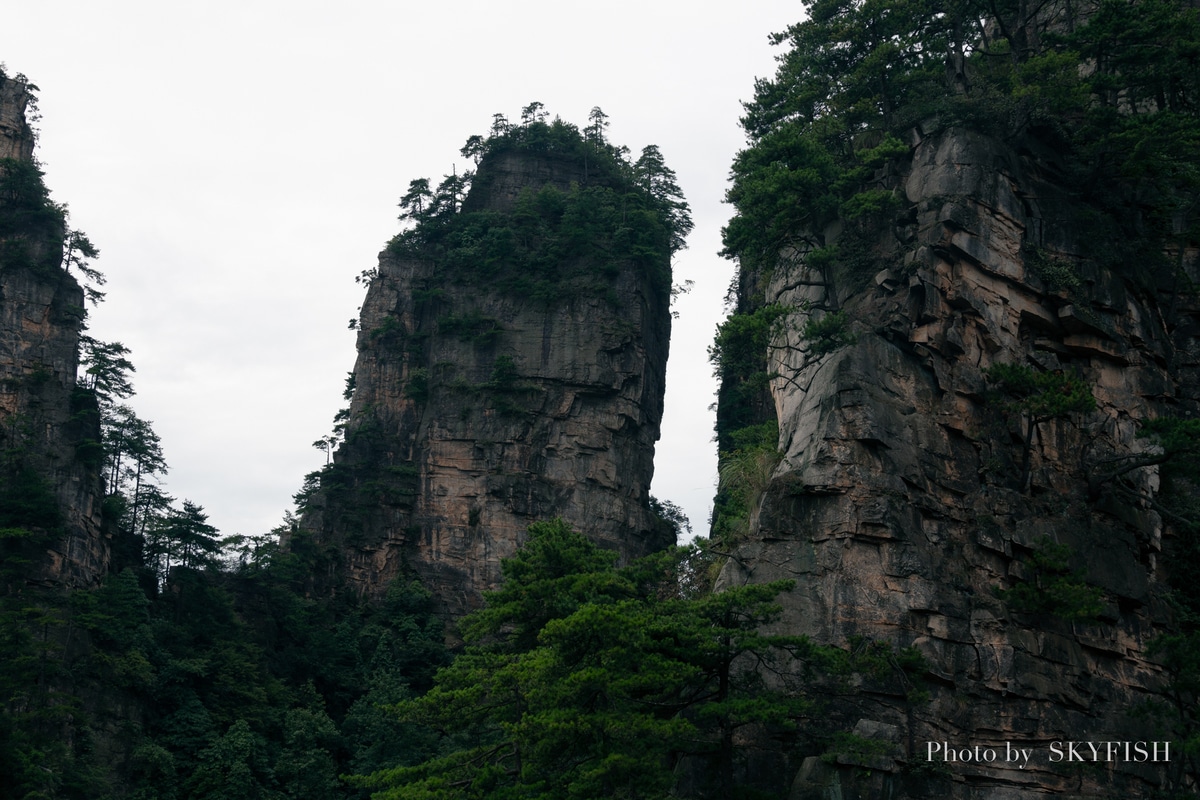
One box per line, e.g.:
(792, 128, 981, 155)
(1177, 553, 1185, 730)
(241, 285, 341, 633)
(0, 71, 105, 588)
(297, 121, 682, 618)
(717, 123, 1197, 798)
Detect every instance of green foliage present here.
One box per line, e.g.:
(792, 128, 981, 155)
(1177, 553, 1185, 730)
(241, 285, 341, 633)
(0, 394, 450, 800)
(0, 155, 106, 304)
(820, 731, 896, 765)
(460, 519, 629, 649)
(1141, 417, 1200, 485)
(985, 362, 1095, 490)
(800, 310, 855, 356)
(634, 143, 693, 254)
(648, 495, 692, 542)
(1147, 625, 1200, 767)
(354, 522, 837, 800)
(385, 111, 688, 307)
(721, 125, 841, 272)
(1025, 246, 1082, 293)
(712, 423, 782, 545)
(709, 305, 788, 450)
(187, 719, 277, 799)
(0, 461, 62, 530)
(367, 314, 402, 343)
(722, 0, 948, 275)
(0, 453, 63, 589)
(1090, 416, 1200, 536)
(984, 363, 1096, 423)
(997, 537, 1104, 622)
(0, 156, 64, 272)
(437, 309, 502, 344)
(486, 355, 521, 392)
(1135, 418, 1200, 764)
(721, 0, 1200, 303)
(405, 367, 429, 403)
(839, 187, 900, 220)
(709, 305, 788, 380)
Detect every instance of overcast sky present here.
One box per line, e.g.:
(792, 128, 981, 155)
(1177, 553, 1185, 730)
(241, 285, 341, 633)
(2, 0, 800, 541)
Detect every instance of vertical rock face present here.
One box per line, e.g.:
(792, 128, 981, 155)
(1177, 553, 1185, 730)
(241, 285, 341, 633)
(0, 74, 106, 587)
(0, 75, 35, 162)
(721, 127, 1197, 797)
(300, 148, 674, 618)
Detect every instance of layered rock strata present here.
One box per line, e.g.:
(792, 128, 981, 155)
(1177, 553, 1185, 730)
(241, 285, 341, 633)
(721, 126, 1197, 798)
(0, 74, 106, 586)
(300, 150, 674, 618)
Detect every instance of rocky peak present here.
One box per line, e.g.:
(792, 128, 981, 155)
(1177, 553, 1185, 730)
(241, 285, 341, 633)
(297, 137, 676, 619)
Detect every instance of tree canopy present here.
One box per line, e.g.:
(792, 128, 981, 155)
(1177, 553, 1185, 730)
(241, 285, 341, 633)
(351, 520, 853, 800)
(386, 106, 691, 305)
(723, 0, 1200, 284)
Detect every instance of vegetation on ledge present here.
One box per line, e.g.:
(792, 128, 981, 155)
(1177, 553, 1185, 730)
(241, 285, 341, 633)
(384, 105, 692, 305)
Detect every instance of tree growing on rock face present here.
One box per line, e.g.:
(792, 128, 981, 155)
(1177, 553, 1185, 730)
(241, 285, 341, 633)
(79, 336, 136, 405)
(983, 362, 1095, 492)
(61, 227, 105, 304)
(398, 178, 433, 225)
(460, 134, 486, 165)
(634, 144, 693, 256)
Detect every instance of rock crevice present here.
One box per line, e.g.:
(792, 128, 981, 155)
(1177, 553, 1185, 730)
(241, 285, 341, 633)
(722, 127, 1197, 797)
(299, 148, 674, 618)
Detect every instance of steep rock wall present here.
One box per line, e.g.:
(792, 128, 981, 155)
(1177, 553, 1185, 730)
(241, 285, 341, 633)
(300, 151, 674, 618)
(0, 267, 105, 585)
(0, 74, 35, 162)
(0, 74, 105, 587)
(721, 127, 1196, 798)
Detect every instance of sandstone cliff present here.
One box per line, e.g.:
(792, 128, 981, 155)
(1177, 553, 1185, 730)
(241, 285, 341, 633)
(717, 125, 1198, 798)
(0, 73, 35, 162)
(0, 72, 105, 587)
(298, 135, 676, 618)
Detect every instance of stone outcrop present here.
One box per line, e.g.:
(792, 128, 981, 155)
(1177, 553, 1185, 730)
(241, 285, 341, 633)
(719, 126, 1198, 797)
(0, 267, 106, 585)
(0, 73, 106, 587)
(0, 73, 35, 162)
(299, 148, 674, 619)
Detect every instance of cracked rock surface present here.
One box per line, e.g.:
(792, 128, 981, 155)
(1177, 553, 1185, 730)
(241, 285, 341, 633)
(298, 150, 674, 619)
(722, 127, 1198, 798)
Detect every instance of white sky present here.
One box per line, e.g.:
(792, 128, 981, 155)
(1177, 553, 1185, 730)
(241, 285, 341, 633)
(2, 0, 799, 541)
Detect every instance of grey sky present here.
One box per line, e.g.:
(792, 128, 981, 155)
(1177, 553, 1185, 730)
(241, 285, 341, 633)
(2, 0, 800, 541)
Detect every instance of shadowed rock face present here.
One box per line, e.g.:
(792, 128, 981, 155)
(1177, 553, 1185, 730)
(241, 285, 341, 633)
(0, 75, 105, 587)
(721, 127, 1198, 798)
(299, 149, 674, 620)
(0, 76, 35, 162)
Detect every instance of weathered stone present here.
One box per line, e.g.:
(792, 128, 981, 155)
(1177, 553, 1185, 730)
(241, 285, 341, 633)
(298, 149, 674, 619)
(720, 126, 1198, 797)
(0, 74, 35, 162)
(0, 74, 106, 588)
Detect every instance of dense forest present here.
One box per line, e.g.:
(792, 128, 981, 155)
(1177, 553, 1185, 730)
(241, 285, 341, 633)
(5, 0, 1200, 797)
